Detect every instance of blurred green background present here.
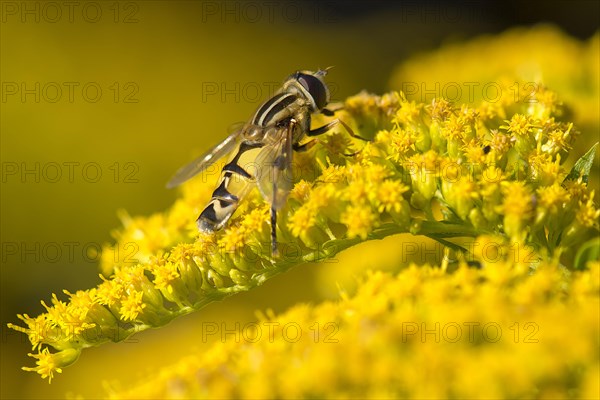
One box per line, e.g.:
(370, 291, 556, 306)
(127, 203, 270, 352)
(1, 1, 598, 398)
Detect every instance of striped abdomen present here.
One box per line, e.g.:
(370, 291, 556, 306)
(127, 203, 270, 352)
(197, 141, 263, 233)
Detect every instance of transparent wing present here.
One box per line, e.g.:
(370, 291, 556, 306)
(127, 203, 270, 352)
(255, 126, 294, 210)
(166, 129, 241, 189)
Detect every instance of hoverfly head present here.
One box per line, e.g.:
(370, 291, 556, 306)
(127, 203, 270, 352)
(284, 69, 330, 112)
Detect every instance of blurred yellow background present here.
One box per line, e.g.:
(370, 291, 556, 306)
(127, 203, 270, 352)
(1, 1, 598, 398)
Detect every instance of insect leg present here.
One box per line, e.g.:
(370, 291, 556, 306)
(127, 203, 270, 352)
(293, 140, 318, 152)
(308, 119, 370, 156)
(306, 120, 338, 137)
(271, 190, 279, 257)
(307, 119, 366, 141)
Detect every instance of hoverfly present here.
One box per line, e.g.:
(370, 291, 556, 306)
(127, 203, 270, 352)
(167, 69, 353, 256)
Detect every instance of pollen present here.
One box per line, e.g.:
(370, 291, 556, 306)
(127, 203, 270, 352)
(489, 131, 512, 155)
(544, 123, 574, 154)
(288, 204, 317, 237)
(443, 176, 479, 220)
(38, 294, 95, 336)
(454, 176, 478, 196)
(119, 290, 146, 322)
(7, 314, 50, 351)
(343, 178, 369, 205)
(576, 194, 600, 228)
(22, 348, 62, 383)
(503, 114, 534, 136)
(389, 127, 417, 159)
(538, 184, 570, 214)
(218, 225, 247, 253)
(150, 261, 180, 293)
(441, 113, 471, 141)
(289, 180, 313, 203)
(374, 180, 408, 213)
(241, 206, 269, 234)
(428, 98, 453, 121)
(341, 205, 377, 240)
(564, 178, 588, 202)
(459, 105, 479, 126)
(114, 264, 147, 288)
(319, 164, 347, 185)
(97, 275, 123, 307)
(65, 289, 97, 309)
(462, 139, 486, 164)
(363, 163, 389, 186)
(308, 184, 339, 210)
(393, 98, 422, 125)
(529, 152, 563, 185)
(501, 182, 533, 218)
(500, 181, 534, 240)
(344, 91, 378, 113)
(41, 294, 68, 326)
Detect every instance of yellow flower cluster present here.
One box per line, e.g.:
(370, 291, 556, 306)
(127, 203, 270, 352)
(8, 79, 599, 385)
(107, 260, 600, 399)
(389, 25, 599, 130)
(388, 25, 599, 200)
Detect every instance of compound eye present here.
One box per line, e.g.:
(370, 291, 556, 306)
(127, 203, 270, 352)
(297, 73, 328, 110)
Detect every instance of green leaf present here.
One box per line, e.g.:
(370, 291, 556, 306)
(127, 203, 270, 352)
(574, 237, 600, 270)
(564, 142, 598, 184)
(424, 235, 468, 253)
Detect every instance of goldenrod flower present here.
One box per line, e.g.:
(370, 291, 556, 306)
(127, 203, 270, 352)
(576, 193, 600, 229)
(106, 260, 599, 399)
(340, 204, 378, 240)
(500, 181, 534, 242)
(8, 78, 599, 389)
(22, 348, 79, 384)
(287, 204, 316, 237)
(393, 96, 422, 125)
(503, 113, 534, 137)
(388, 127, 417, 160)
(119, 290, 146, 322)
(288, 179, 312, 202)
(538, 183, 570, 215)
(442, 175, 479, 220)
(389, 25, 599, 130)
(373, 179, 408, 213)
(441, 111, 473, 141)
